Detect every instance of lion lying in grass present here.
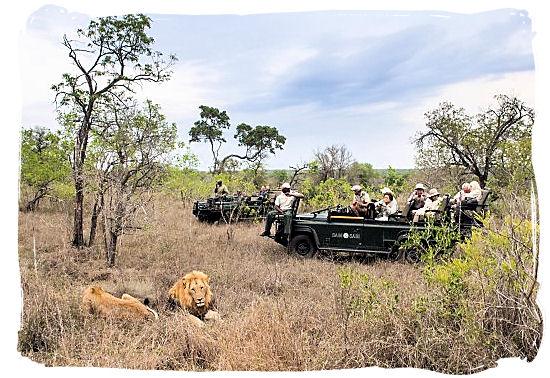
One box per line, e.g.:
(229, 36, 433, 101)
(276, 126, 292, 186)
(168, 270, 221, 325)
(82, 285, 158, 321)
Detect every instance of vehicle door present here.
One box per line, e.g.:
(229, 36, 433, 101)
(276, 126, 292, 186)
(328, 219, 363, 250)
(360, 220, 386, 251)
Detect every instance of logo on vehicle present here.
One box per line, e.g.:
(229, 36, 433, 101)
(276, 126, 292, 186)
(331, 232, 360, 239)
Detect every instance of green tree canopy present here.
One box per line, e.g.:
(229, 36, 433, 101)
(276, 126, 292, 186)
(189, 106, 286, 174)
(20, 127, 71, 211)
(189, 105, 231, 173)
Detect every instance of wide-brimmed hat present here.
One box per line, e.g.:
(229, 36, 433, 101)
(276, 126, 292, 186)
(351, 185, 361, 191)
(380, 187, 393, 195)
(428, 188, 440, 198)
(415, 183, 425, 190)
(281, 182, 291, 189)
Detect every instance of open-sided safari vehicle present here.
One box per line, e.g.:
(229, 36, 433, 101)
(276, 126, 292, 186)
(193, 193, 275, 223)
(269, 189, 491, 263)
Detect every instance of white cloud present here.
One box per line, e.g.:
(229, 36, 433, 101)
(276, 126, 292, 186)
(262, 46, 318, 80)
(400, 70, 535, 128)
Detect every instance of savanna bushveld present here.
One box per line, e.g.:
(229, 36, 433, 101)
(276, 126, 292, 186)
(18, 13, 541, 374)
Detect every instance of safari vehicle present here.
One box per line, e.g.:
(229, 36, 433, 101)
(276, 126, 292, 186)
(192, 193, 274, 223)
(268, 189, 490, 263)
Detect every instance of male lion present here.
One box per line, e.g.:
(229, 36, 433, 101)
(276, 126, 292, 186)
(168, 270, 221, 324)
(82, 285, 158, 321)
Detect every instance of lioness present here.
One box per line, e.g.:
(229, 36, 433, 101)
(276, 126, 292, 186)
(168, 270, 221, 324)
(82, 285, 158, 320)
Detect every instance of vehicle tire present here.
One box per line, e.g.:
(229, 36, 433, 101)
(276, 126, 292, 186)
(389, 235, 406, 261)
(404, 247, 422, 264)
(289, 234, 316, 258)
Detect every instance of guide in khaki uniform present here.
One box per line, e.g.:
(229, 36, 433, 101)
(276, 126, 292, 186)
(260, 182, 304, 236)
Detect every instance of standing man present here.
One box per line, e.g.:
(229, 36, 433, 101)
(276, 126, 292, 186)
(350, 184, 371, 217)
(214, 179, 229, 197)
(260, 182, 304, 236)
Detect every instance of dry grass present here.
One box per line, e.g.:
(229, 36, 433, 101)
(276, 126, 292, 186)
(17, 197, 539, 373)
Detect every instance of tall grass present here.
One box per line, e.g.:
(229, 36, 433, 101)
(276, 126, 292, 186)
(17, 196, 541, 373)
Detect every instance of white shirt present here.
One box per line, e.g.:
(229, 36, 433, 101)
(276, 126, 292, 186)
(275, 192, 296, 211)
(354, 191, 370, 204)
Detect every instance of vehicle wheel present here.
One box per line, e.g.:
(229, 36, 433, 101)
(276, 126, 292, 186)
(389, 235, 407, 261)
(289, 235, 316, 258)
(405, 247, 422, 264)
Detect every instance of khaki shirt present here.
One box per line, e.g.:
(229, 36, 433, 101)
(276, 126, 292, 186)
(215, 184, 229, 196)
(275, 192, 296, 211)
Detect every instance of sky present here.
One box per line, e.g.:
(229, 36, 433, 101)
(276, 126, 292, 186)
(3, 1, 550, 378)
(16, 3, 536, 171)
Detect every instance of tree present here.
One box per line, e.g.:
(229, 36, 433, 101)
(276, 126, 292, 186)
(188, 105, 231, 173)
(189, 106, 286, 174)
(288, 162, 309, 187)
(52, 14, 176, 247)
(347, 162, 381, 191)
(415, 95, 534, 188)
(20, 127, 71, 211)
(312, 145, 354, 182)
(271, 169, 290, 186)
(219, 123, 286, 172)
(383, 166, 408, 195)
(91, 98, 177, 266)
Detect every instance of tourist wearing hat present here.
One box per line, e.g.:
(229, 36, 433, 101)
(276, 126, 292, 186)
(350, 184, 371, 217)
(412, 188, 442, 222)
(214, 179, 229, 197)
(261, 182, 304, 237)
(375, 187, 398, 220)
(407, 183, 427, 212)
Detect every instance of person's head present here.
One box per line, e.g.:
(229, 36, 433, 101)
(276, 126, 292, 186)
(351, 184, 361, 194)
(415, 183, 425, 195)
(217, 179, 222, 185)
(260, 185, 265, 191)
(461, 182, 471, 193)
(266, 185, 270, 190)
(428, 188, 440, 200)
(383, 193, 393, 204)
(470, 180, 481, 191)
(281, 182, 291, 194)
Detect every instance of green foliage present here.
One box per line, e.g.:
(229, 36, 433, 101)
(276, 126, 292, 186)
(271, 169, 290, 186)
(189, 105, 230, 147)
(234, 123, 286, 157)
(338, 268, 400, 317)
(189, 107, 286, 174)
(20, 127, 72, 209)
(20, 127, 70, 188)
(402, 218, 461, 267)
(347, 162, 381, 191)
(383, 166, 408, 195)
(301, 177, 351, 209)
(176, 170, 259, 203)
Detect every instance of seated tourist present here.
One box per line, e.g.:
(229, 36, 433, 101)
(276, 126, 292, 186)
(407, 183, 427, 212)
(350, 184, 371, 217)
(375, 188, 398, 221)
(412, 188, 442, 222)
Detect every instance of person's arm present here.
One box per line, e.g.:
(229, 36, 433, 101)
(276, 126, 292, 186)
(290, 191, 304, 199)
(274, 196, 283, 213)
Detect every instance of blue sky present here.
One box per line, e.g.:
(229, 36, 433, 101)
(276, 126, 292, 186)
(17, 4, 535, 171)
